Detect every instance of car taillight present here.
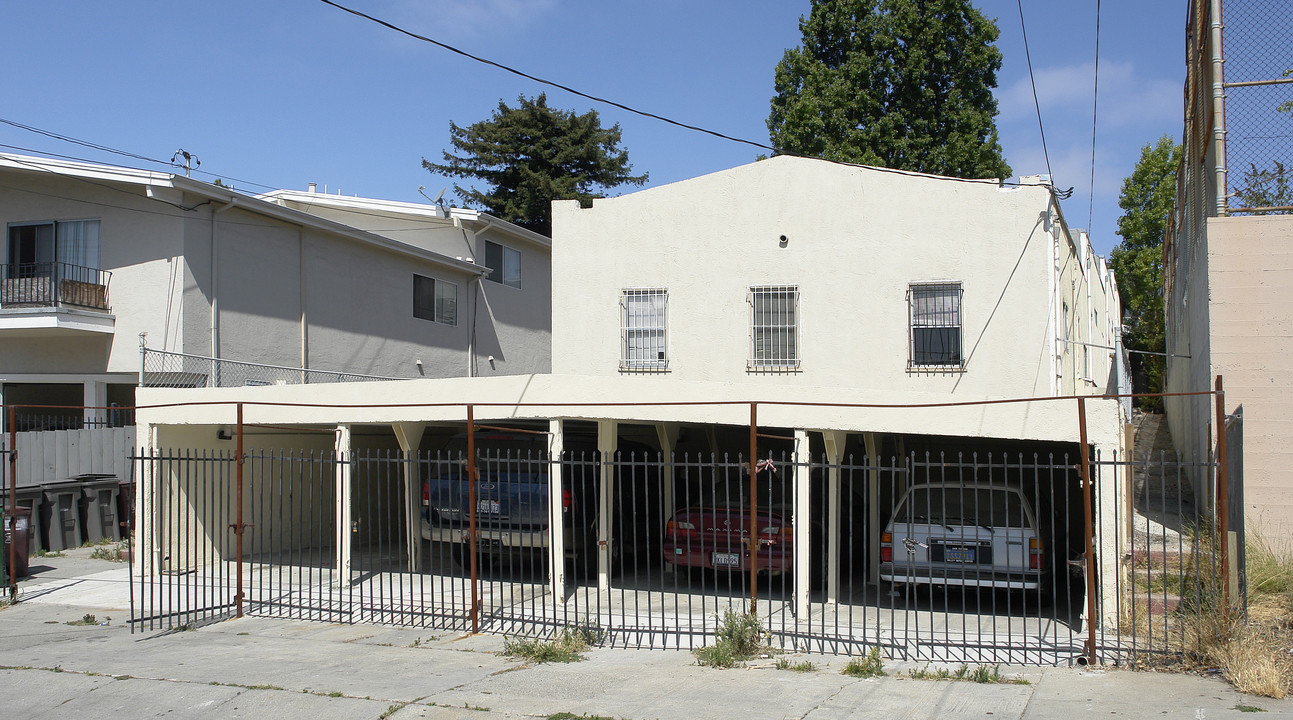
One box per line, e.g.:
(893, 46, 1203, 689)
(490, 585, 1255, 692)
(422, 484, 429, 507)
(880, 531, 893, 563)
(758, 525, 784, 546)
(1029, 537, 1044, 571)
(666, 519, 697, 539)
(562, 489, 575, 512)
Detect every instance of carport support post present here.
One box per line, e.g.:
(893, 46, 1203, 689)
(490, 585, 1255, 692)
(1078, 398, 1098, 665)
(654, 423, 679, 541)
(793, 429, 811, 620)
(862, 433, 881, 586)
(822, 431, 847, 604)
(597, 419, 618, 597)
(334, 424, 353, 588)
(547, 420, 566, 603)
(392, 423, 426, 573)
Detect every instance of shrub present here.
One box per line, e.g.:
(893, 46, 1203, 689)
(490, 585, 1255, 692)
(841, 648, 884, 678)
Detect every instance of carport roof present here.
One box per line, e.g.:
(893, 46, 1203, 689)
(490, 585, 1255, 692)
(137, 373, 1123, 448)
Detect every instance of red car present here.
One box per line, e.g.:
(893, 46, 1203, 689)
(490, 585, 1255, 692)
(663, 463, 795, 579)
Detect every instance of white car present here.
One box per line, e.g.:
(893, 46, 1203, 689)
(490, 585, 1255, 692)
(879, 482, 1048, 591)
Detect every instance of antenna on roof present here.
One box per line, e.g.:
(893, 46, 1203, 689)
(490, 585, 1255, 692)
(171, 149, 200, 177)
(418, 185, 450, 217)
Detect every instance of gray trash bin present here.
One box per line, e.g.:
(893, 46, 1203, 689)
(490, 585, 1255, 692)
(80, 475, 121, 543)
(15, 487, 46, 553)
(44, 482, 84, 552)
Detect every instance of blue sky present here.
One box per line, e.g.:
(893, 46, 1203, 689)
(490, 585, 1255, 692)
(0, 0, 1185, 255)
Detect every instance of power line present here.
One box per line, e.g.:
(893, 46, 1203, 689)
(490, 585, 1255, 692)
(316, 0, 1075, 196)
(316, 0, 774, 153)
(0, 116, 280, 193)
(0, 117, 170, 167)
(1016, 0, 1055, 187)
(0, 152, 211, 213)
(1088, 0, 1102, 231)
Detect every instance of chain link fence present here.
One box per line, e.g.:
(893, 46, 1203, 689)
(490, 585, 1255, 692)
(1223, 0, 1293, 214)
(140, 347, 405, 389)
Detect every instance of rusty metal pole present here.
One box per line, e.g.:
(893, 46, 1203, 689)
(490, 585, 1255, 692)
(467, 405, 479, 633)
(749, 402, 758, 611)
(1215, 376, 1230, 612)
(234, 402, 245, 618)
(7, 404, 17, 602)
(1077, 397, 1098, 665)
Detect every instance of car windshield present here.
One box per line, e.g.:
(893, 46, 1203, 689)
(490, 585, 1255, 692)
(897, 486, 1029, 529)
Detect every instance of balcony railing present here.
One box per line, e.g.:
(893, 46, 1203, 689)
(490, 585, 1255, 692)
(0, 262, 111, 311)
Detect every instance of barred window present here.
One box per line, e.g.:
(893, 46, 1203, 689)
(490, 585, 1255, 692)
(621, 288, 668, 371)
(413, 274, 457, 325)
(749, 285, 799, 370)
(909, 282, 962, 368)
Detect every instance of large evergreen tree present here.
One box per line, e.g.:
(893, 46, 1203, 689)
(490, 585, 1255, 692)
(424, 94, 647, 236)
(768, 0, 1011, 180)
(1110, 136, 1181, 410)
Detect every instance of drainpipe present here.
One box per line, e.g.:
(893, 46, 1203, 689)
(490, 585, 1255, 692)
(468, 277, 479, 377)
(299, 226, 308, 378)
(210, 198, 239, 370)
(1210, 0, 1227, 216)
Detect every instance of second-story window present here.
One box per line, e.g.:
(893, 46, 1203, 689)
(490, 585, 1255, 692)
(909, 282, 963, 369)
(413, 274, 457, 325)
(749, 285, 799, 370)
(621, 288, 667, 371)
(6, 219, 100, 276)
(484, 240, 521, 289)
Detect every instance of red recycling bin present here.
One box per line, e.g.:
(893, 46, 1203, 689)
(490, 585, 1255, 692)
(4, 506, 32, 579)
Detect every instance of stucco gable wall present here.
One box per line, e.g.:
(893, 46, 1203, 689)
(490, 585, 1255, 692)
(552, 156, 1056, 398)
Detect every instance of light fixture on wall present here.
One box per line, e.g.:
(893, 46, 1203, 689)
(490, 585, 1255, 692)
(778, 235, 789, 247)
(216, 427, 233, 440)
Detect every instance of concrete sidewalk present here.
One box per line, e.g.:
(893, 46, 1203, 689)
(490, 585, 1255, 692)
(2, 550, 1289, 719)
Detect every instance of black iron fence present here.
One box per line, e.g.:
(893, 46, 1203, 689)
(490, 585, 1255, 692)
(128, 443, 1227, 666)
(0, 262, 111, 310)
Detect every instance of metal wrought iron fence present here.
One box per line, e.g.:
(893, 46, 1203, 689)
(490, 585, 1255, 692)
(140, 347, 406, 389)
(0, 262, 111, 310)
(127, 441, 1227, 666)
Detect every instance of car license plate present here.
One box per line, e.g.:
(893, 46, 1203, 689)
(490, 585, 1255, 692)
(712, 552, 741, 568)
(478, 499, 500, 515)
(943, 545, 976, 563)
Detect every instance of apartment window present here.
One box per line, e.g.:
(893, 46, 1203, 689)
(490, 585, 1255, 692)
(483, 240, 521, 289)
(413, 274, 457, 325)
(908, 282, 963, 368)
(749, 285, 799, 370)
(620, 288, 668, 371)
(6, 219, 100, 277)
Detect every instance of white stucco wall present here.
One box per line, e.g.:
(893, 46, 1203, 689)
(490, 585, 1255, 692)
(1, 158, 545, 400)
(551, 156, 1111, 404)
(261, 194, 553, 377)
(0, 166, 187, 375)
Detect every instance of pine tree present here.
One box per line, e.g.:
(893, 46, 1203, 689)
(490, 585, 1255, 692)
(768, 0, 1011, 180)
(1110, 136, 1181, 409)
(423, 94, 647, 236)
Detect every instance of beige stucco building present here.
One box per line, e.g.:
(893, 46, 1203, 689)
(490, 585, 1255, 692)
(136, 155, 1128, 624)
(1162, 0, 1291, 549)
(0, 153, 551, 431)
